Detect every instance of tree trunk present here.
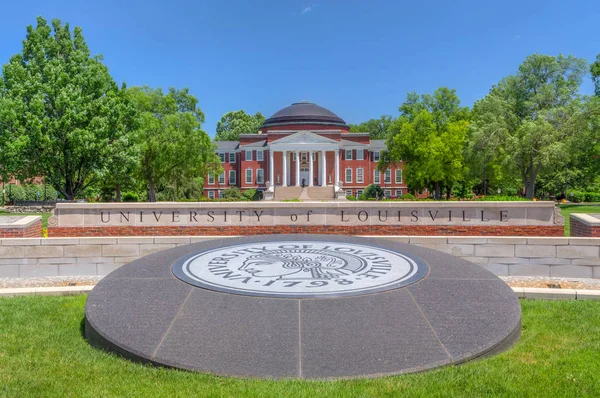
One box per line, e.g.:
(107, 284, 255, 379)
(525, 178, 535, 199)
(148, 178, 156, 202)
(434, 181, 441, 200)
(65, 179, 75, 201)
(115, 184, 121, 202)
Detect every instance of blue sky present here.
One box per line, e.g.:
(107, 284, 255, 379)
(1, 0, 599, 136)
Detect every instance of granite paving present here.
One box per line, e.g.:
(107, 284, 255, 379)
(85, 234, 522, 379)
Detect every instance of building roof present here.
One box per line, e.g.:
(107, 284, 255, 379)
(214, 141, 239, 151)
(340, 139, 370, 148)
(261, 101, 349, 129)
(369, 140, 386, 150)
(239, 139, 268, 148)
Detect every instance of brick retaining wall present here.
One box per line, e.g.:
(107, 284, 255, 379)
(0, 236, 598, 279)
(571, 214, 600, 237)
(48, 225, 564, 237)
(0, 218, 42, 238)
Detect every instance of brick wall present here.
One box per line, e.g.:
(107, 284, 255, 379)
(0, 219, 42, 238)
(0, 236, 598, 279)
(571, 214, 600, 237)
(48, 224, 564, 237)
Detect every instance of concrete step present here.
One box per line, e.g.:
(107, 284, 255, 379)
(274, 186, 303, 200)
(306, 186, 335, 200)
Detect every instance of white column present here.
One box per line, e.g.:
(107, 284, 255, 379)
(334, 149, 340, 188)
(308, 151, 314, 187)
(321, 151, 327, 186)
(295, 150, 301, 186)
(282, 150, 287, 187)
(269, 149, 274, 187)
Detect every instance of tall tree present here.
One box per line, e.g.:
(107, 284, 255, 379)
(0, 17, 136, 199)
(127, 86, 221, 202)
(214, 110, 265, 141)
(384, 88, 470, 199)
(591, 54, 600, 96)
(469, 54, 589, 198)
(349, 115, 392, 139)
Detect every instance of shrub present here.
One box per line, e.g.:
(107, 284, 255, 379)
(242, 189, 259, 201)
(122, 192, 139, 202)
(222, 187, 243, 200)
(569, 191, 585, 203)
(358, 193, 367, 201)
(363, 184, 385, 200)
(346, 195, 356, 201)
(6, 184, 26, 203)
(401, 193, 416, 200)
(584, 192, 600, 203)
(475, 195, 529, 202)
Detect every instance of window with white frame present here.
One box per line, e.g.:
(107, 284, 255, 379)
(301, 152, 307, 162)
(229, 170, 236, 185)
(218, 172, 225, 184)
(357, 189, 364, 197)
(345, 168, 352, 183)
(207, 191, 215, 199)
(218, 153, 225, 163)
(374, 170, 380, 184)
(256, 150, 264, 161)
(395, 169, 403, 184)
(384, 169, 391, 183)
(245, 168, 252, 184)
(218, 191, 224, 199)
(345, 190, 353, 197)
(207, 173, 215, 185)
(256, 169, 264, 184)
(396, 189, 403, 197)
(245, 150, 253, 161)
(229, 153, 235, 163)
(345, 149, 352, 160)
(373, 151, 380, 161)
(357, 168, 364, 183)
(385, 190, 391, 199)
(356, 149, 364, 160)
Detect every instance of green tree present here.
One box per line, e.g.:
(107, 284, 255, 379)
(349, 115, 392, 139)
(0, 17, 135, 200)
(214, 110, 265, 141)
(384, 88, 470, 199)
(469, 54, 589, 198)
(591, 54, 600, 96)
(127, 86, 221, 202)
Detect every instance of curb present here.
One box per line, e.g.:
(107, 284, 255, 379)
(0, 285, 599, 299)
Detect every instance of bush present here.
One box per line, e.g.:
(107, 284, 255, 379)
(6, 184, 26, 203)
(358, 193, 367, 201)
(401, 193, 416, 200)
(475, 195, 529, 202)
(346, 195, 356, 201)
(222, 187, 243, 200)
(122, 192, 139, 202)
(242, 189, 259, 201)
(584, 192, 600, 203)
(569, 191, 585, 203)
(363, 184, 385, 200)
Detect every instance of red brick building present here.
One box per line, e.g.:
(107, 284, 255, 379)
(205, 102, 407, 200)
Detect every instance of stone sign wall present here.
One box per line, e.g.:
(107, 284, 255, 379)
(571, 214, 600, 237)
(48, 201, 564, 237)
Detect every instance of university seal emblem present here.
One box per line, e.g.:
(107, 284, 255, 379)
(172, 241, 429, 298)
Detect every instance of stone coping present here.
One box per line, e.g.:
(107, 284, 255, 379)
(0, 216, 41, 228)
(55, 201, 555, 210)
(3, 285, 599, 299)
(571, 213, 600, 226)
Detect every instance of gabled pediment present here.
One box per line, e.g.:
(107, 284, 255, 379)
(270, 131, 339, 146)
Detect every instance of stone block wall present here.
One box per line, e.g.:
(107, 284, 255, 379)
(571, 214, 600, 237)
(0, 235, 598, 279)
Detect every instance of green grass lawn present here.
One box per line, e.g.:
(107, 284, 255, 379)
(0, 296, 599, 397)
(0, 210, 51, 229)
(558, 204, 600, 236)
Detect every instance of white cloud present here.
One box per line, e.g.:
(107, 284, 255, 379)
(301, 6, 312, 14)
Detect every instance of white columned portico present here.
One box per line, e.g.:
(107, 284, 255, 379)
(308, 151, 314, 187)
(334, 149, 340, 187)
(295, 150, 300, 187)
(282, 150, 288, 187)
(321, 151, 327, 186)
(269, 150, 274, 187)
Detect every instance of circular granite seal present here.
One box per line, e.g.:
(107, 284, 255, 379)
(85, 235, 521, 379)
